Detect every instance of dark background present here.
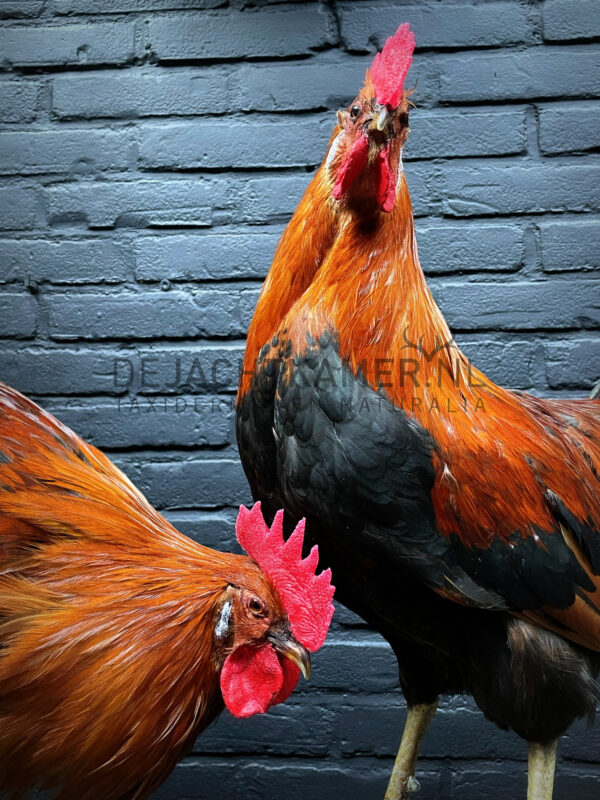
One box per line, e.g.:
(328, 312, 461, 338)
(0, 0, 599, 798)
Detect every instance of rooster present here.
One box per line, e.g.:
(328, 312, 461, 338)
(237, 23, 600, 800)
(0, 383, 334, 800)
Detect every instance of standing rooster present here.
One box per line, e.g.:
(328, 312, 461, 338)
(0, 383, 334, 800)
(237, 23, 600, 800)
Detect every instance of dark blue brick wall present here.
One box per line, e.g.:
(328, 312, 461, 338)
(0, 2, 599, 798)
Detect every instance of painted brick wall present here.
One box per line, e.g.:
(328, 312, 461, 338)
(0, 1, 599, 798)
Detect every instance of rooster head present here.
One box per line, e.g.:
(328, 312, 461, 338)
(216, 503, 335, 718)
(327, 23, 415, 214)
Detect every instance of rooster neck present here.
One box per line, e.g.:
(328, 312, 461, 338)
(299, 176, 467, 406)
(238, 165, 338, 400)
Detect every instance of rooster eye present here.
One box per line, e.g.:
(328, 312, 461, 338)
(350, 105, 361, 120)
(248, 597, 264, 615)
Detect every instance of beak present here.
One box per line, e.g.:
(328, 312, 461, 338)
(374, 105, 391, 132)
(267, 628, 311, 680)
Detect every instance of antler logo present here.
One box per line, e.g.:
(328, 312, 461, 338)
(400, 326, 459, 363)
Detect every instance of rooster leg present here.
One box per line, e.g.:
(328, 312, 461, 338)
(527, 740, 557, 800)
(384, 700, 438, 800)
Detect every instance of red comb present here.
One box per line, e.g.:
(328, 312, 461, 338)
(236, 503, 335, 651)
(370, 23, 415, 109)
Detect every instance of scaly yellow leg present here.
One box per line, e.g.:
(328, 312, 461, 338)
(384, 700, 438, 800)
(528, 740, 557, 800)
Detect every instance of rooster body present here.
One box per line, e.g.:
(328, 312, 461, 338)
(238, 186, 600, 739)
(237, 24, 600, 797)
(0, 384, 333, 800)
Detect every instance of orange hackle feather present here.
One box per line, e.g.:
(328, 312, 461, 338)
(0, 385, 306, 799)
(239, 69, 600, 653)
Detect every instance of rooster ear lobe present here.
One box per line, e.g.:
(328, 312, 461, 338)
(215, 599, 233, 640)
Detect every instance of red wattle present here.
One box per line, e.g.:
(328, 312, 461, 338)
(376, 143, 396, 213)
(221, 643, 285, 718)
(273, 657, 301, 705)
(333, 134, 369, 201)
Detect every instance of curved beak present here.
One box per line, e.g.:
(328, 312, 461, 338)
(267, 627, 311, 680)
(374, 105, 391, 132)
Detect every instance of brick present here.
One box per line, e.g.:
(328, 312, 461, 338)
(0, 347, 112, 395)
(47, 287, 259, 340)
(560, 713, 600, 763)
(52, 68, 230, 120)
(0, 1, 44, 18)
(309, 639, 398, 692)
(434, 280, 600, 331)
(538, 218, 600, 272)
(0, 292, 36, 337)
(415, 222, 524, 274)
(54, 0, 223, 12)
(39, 396, 232, 449)
(111, 394, 235, 448)
(545, 339, 600, 389)
(452, 765, 526, 800)
(0, 81, 38, 123)
(442, 162, 600, 216)
(456, 338, 545, 390)
(235, 55, 370, 112)
(552, 769, 600, 800)
(340, 2, 535, 50)
(538, 103, 600, 154)
(133, 458, 251, 509)
(407, 108, 526, 160)
(543, 0, 600, 41)
(0, 345, 244, 396)
(198, 700, 335, 756)
(0, 23, 135, 67)
(148, 6, 336, 62)
(440, 48, 600, 102)
(140, 116, 331, 170)
(134, 229, 282, 282)
(0, 129, 136, 175)
(0, 187, 40, 231)
(0, 238, 133, 284)
(397, 162, 437, 217)
(162, 509, 238, 552)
